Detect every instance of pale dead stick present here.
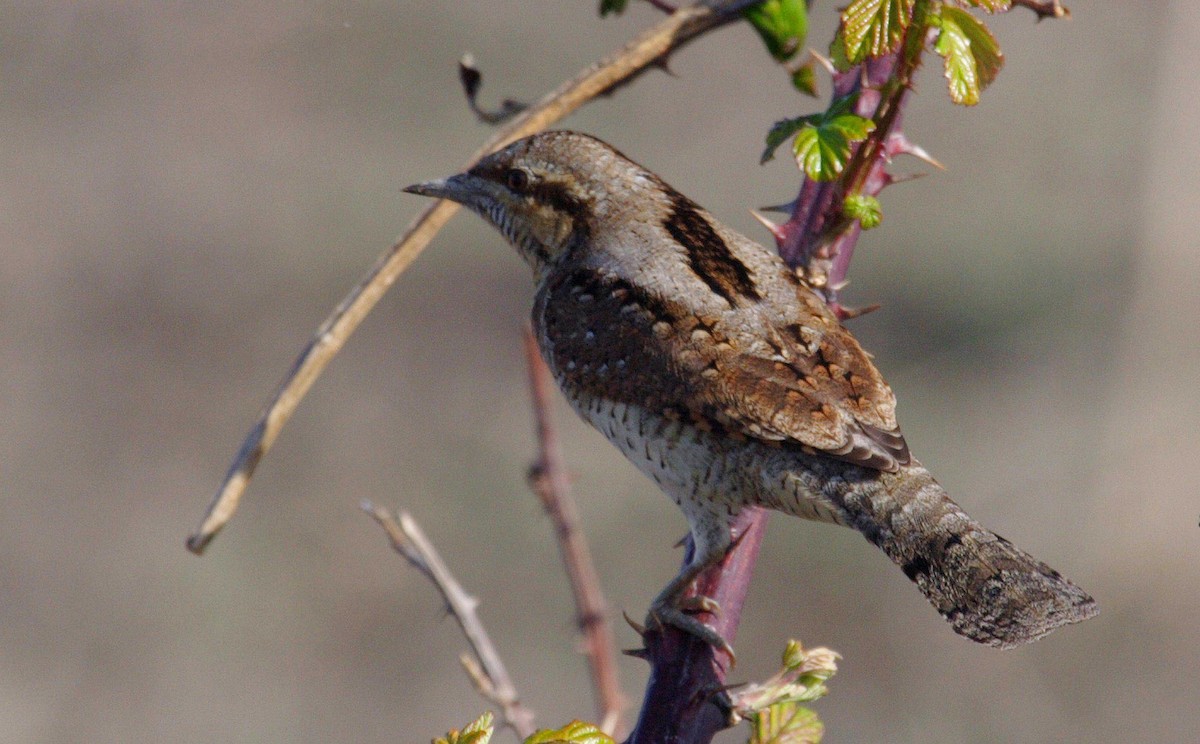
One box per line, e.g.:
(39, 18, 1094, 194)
(187, 1, 759, 554)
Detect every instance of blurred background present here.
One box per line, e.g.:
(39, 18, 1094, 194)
(2, 1, 1195, 742)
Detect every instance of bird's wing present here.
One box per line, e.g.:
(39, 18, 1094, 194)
(535, 265, 910, 472)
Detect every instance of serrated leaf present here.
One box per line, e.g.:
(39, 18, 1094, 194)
(762, 115, 818, 164)
(934, 7, 1004, 105)
(949, 7, 1003, 89)
(826, 109, 874, 141)
(598, 0, 627, 17)
(524, 721, 614, 744)
(793, 111, 875, 181)
(762, 95, 873, 178)
(843, 194, 883, 228)
(793, 126, 844, 181)
(434, 713, 494, 744)
(743, 0, 809, 62)
(750, 703, 824, 744)
(840, 0, 914, 64)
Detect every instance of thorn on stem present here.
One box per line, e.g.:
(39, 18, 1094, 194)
(623, 610, 647, 637)
(750, 210, 788, 247)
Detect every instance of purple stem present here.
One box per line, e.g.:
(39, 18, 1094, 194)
(779, 54, 911, 313)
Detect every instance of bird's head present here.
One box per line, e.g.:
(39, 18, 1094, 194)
(405, 131, 648, 278)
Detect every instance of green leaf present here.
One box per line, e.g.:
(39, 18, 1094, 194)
(843, 194, 883, 229)
(598, 0, 628, 17)
(949, 7, 1003, 89)
(793, 113, 875, 181)
(434, 713, 494, 744)
(762, 96, 874, 180)
(743, 0, 809, 62)
(840, 0, 914, 64)
(749, 703, 824, 744)
(524, 721, 614, 744)
(790, 61, 818, 97)
(794, 125, 846, 181)
(762, 115, 819, 164)
(934, 6, 1004, 105)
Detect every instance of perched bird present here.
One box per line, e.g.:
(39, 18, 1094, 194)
(405, 131, 1097, 654)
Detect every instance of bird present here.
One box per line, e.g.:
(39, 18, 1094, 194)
(405, 130, 1097, 655)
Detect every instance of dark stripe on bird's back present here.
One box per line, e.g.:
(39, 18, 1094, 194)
(660, 187, 761, 307)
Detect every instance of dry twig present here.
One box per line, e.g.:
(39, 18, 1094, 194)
(522, 327, 626, 736)
(361, 502, 536, 738)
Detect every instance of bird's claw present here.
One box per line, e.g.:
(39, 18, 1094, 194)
(646, 599, 737, 666)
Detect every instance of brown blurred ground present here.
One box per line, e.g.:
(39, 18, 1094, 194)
(1, 2, 1194, 742)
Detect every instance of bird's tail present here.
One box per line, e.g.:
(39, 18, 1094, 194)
(793, 460, 1098, 648)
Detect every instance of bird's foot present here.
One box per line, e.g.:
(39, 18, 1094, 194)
(647, 596, 737, 664)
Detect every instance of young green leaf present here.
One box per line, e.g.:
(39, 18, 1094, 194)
(843, 194, 883, 229)
(732, 641, 839, 717)
(793, 112, 875, 181)
(934, 6, 1004, 105)
(791, 61, 818, 97)
(598, 0, 628, 17)
(948, 7, 1003, 89)
(524, 721, 614, 744)
(434, 713, 494, 744)
(743, 0, 809, 62)
(762, 115, 820, 164)
(749, 703, 824, 744)
(762, 96, 874, 179)
(840, 0, 914, 64)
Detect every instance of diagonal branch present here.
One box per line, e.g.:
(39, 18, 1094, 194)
(187, 0, 763, 555)
(362, 502, 537, 738)
(522, 327, 627, 736)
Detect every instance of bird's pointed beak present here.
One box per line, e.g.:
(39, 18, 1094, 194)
(403, 173, 474, 203)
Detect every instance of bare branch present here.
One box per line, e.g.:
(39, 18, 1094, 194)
(522, 328, 627, 736)
(645, 1, 680, 13)
(361, 502, 537, 738)
(1012, 0, 1069, 20)
(187, 0, 761, 554)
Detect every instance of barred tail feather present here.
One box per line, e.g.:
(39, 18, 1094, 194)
(825, 463, 1098, 648)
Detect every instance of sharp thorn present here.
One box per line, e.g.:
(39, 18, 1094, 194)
(839, 302, 882, 320)
(622, 610, 647, 636)
(889, 134, 944, 169)
(757, 200, 795, 215)
(808, 49, 836, 75)
(749, 210, 788, 245)
(888, 171, 929, 185)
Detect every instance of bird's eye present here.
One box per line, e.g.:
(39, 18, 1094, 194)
(504, 168, 529, 192)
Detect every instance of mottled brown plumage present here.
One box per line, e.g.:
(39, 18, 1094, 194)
(406, 131, 1097, 653)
